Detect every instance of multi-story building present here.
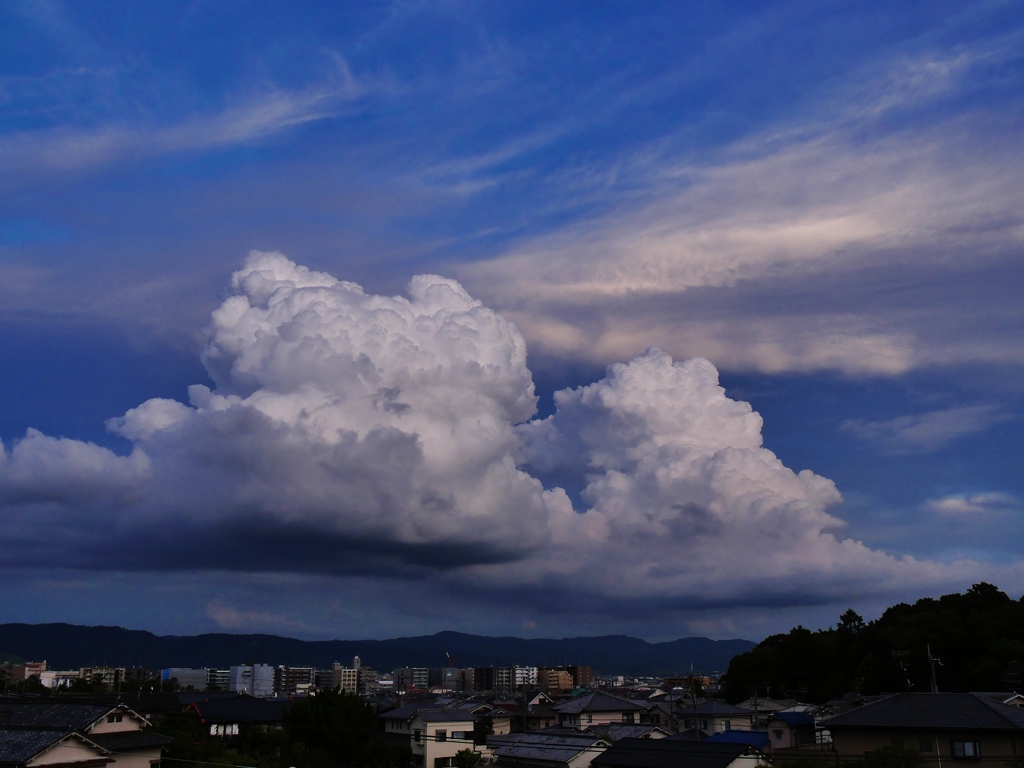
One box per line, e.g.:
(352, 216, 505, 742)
(229, 664, 274, 697)
(207, 668, 230, 690)
(567, 666, 593, 689)
(514, 667, 538, 688)
(275, 666, 316, 695)
(539, 668, 575, 690)
(429, 667, 461, 692)
(79, 667, 126, 691)
(161, 668, 209, 691)
(394, 667, 430, 692)
(333, 662, 359, 694)
(358, 666, 381, 694)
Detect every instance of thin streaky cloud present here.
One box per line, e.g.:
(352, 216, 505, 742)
(0, 65, 368, 173)
(840, 405, 1009, 454)
(922, 492, 1018, 517)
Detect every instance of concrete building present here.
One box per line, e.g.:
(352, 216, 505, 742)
(79, 668, 126, 691)
(514, 667, 538, 688)
(207, 668, 230, 691)
(229, 664, 274, 697)
(395, 667, 430, 693)
(333, 662, 359, 694)
(161, 668, 208, 691)
(275, 666, 315, 695)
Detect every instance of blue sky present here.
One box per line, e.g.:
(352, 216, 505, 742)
(1, 1, 1022, 643)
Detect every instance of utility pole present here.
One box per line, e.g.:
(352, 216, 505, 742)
(927, 645, 941, 694)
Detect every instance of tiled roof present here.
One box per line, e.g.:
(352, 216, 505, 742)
(588, 724, 669, 740)
(822, 693, 1024, 731)
(380, 702, 427, 720)
(705, 731, 770, 749)
(682, 701, 751, 716)
(0, 730, 109, 767)
(0, 702, 110, 730)
(770, 712, 814, 725)
(414, 709, 476, 723)
(553, 692, 645, 715)
(591, 738, 748, 768)
(490, 732, 605, 765)
(190, 697, 289, 724)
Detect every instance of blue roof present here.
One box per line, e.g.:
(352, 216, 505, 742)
(706, 731, 770, 749)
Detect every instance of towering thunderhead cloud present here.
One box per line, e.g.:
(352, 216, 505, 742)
(0, 252, 965, 605)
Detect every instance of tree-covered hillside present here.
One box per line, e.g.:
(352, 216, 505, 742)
(722, 583, 1024, 703)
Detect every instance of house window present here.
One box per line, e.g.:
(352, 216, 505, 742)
(107, 714, 123, 723)
(452, 732, 468, 741)
(774, 730, 784, 740)
(722, 720, 731, 731)
(920, 739, 933, 752)
(436, 730, 447, 742)
(414, 729, 423, 743)
(951, 741, 981, 759)
(586, 715, 593, 724)
(623, 713, 635, 724)
(699, 720, 708, 730)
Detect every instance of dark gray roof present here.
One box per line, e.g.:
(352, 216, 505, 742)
(705, 731, 770, 750)
(677, 701, 750, 716)
(415, 709, 476, 723)
(0, 702, 110, 730)
(591, 738, 748, 768)
(553, 692, 644, 715)
(588, 724, 669, 740)
(490, 733, 605, 765)
(822, 693, 1024, 731)
(190, 697, 289, 724)
(0, 730, 108, 767)
(380, 702, 428, 720)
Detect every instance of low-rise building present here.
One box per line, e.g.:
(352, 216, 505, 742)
(822, 692, 1024, 764)
(553, 692, 646, 730)
(381, 705, 481, 768)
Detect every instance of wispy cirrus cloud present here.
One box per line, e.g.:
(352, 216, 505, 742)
(455, 36, 1024, 376)
(0, 57, 370, 173)
(840, 404, 1009, 454)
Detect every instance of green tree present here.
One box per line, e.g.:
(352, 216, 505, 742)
(456, 749, 483, 768)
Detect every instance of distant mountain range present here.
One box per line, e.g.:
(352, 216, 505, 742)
(0, 624, 754, 676)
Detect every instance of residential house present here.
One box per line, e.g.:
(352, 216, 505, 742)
(763, 711, 828, 751)
(590, 737, 764, 768)
(553, 693, 645, 730)
(189, 696, 290, 739)
(490, 732, 606, 768)
(588, 725, 671, 741)
(0, 699, 171, 768)
(677, 701, 752, 737)
(382, 706, 483, 767)
(822, 692, 1024, 764)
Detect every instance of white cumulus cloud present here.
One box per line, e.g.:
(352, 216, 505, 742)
(0, 253, 986, 609)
